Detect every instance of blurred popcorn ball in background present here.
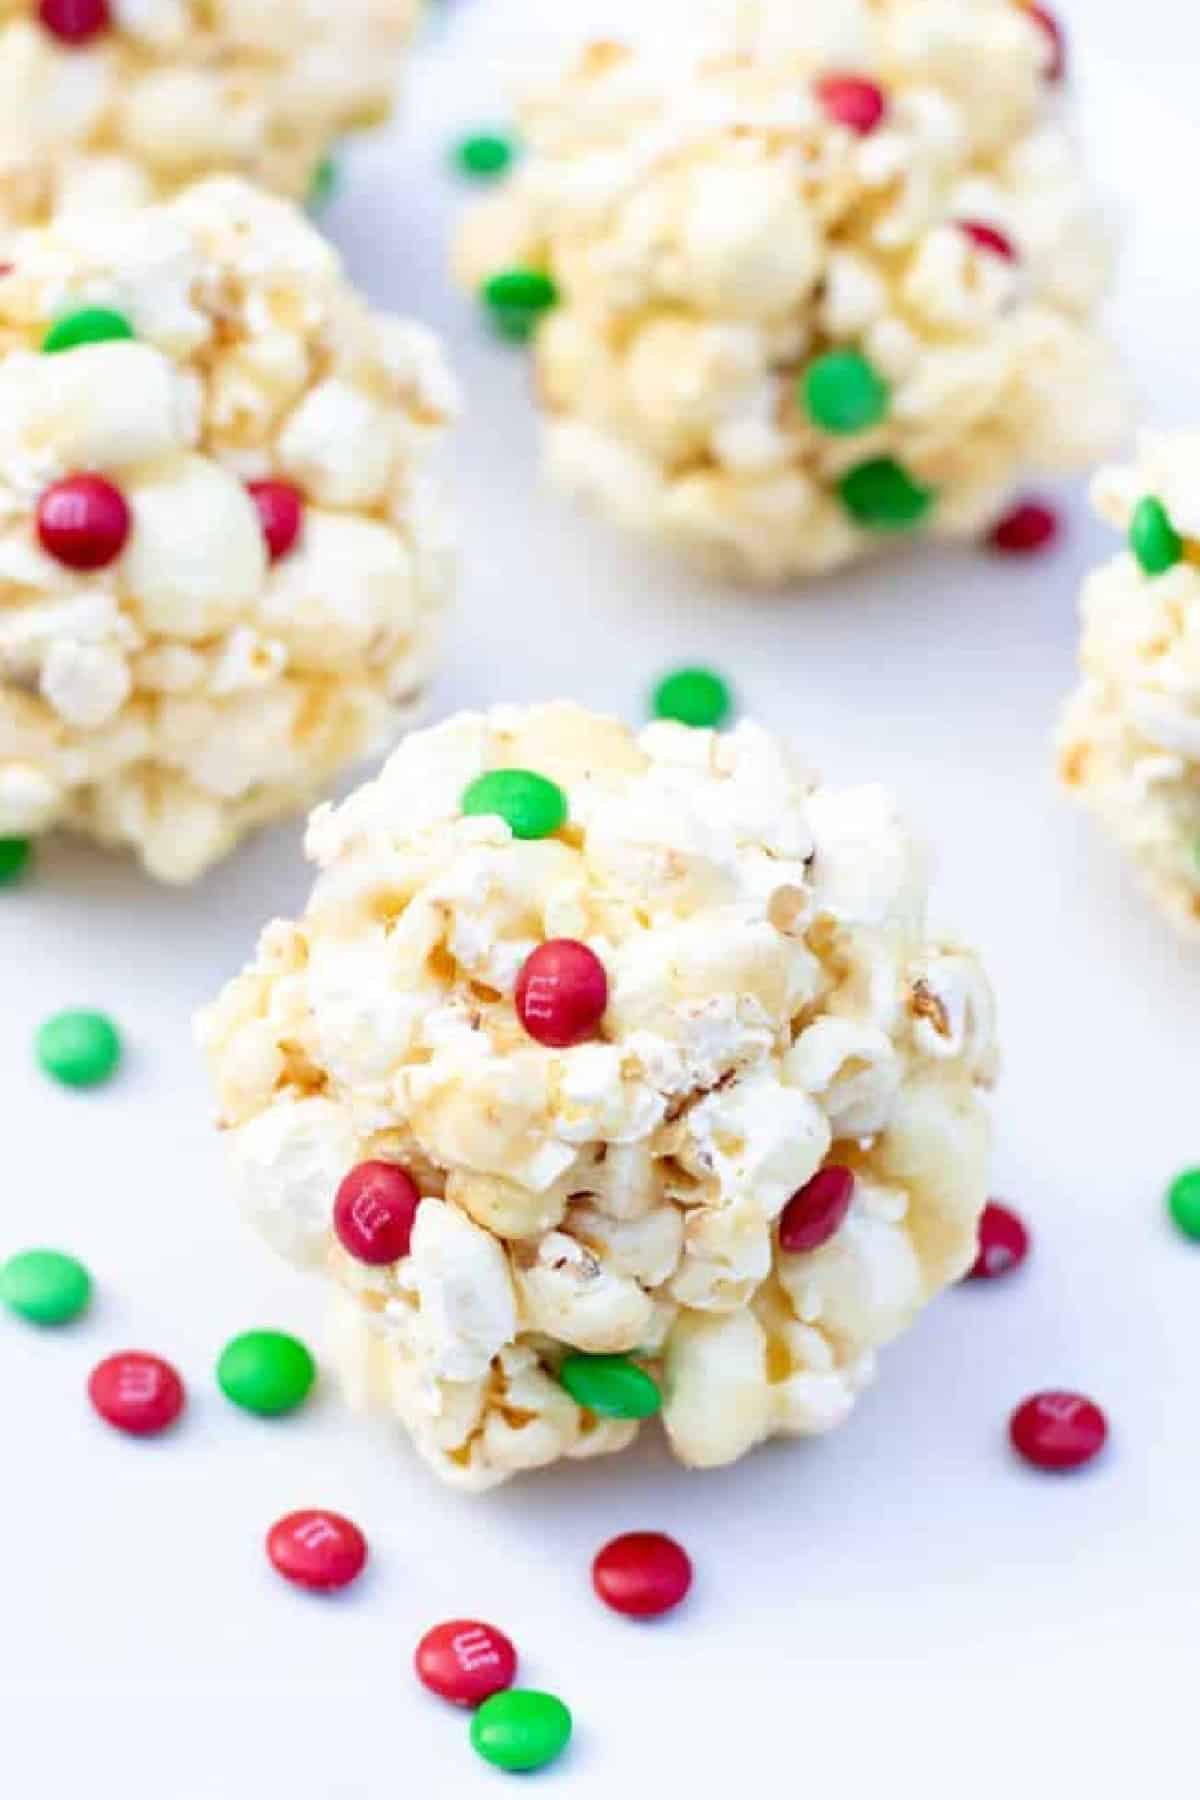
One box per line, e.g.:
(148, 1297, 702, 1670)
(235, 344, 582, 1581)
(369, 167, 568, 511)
(0, 176, 456, 881)
(457, 0, 1126, 582)
(1060, 434, 1200, 936)
(200, 702, 997, 1491)
(0, 0, 424, 241)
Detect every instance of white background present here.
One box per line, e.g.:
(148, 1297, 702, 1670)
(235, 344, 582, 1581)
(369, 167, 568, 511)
(3, 2, 1196, 1792)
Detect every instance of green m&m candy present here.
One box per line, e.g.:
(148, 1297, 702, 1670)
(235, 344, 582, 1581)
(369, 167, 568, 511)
(1167, 1167, 1200, 1242)
(802, 348, 889, 435)
(35, 1009, 122, 1088)
(652, 665, 732, 730)
(217, 1329, 316, 1416)
(0, 837, 31, 883)
(454, 131, 516, 181)
(1130, 495, 1183, 576)
(470, 1690, 573, 1773)
(481, 268, 559, 343)
(461, 768, 567, 840)
(42, 307, 134, 354)
(307, 154, 339, 212)
(0, 1249, 91, 1325)
(558, 1352, 661, 1420)
(838, 457, 935, 530)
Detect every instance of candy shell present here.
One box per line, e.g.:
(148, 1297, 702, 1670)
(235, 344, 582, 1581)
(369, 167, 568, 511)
(267, 1509, 367, 1591)
(217, 1330, 315, 1416)
(516, 940, 608, 1048)
(415, 1619, 517, 1706)
(1009, 1391, 1107, 1471)
(470, 1690, 572, 1773)
(0, 1249, 91, 1325)
(558, 1353, 661, 1420)
(88, 1351, 184, 1436)
(592, 1532, 693, 1618)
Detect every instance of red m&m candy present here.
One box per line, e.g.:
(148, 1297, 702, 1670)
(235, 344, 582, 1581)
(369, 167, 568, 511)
(333, 1160, 421, 1265)
(415, 1619, 518, 1706)
(38, 0, 110, 44)
(1009, 1391, 1107, 1471)
(88, 1351, 185, 1436)
(987, 499, 1060, 556)
(968, 1200, 1030, 1280)
(515, 939, 608, 1048)
(267, 1509, 367, 1591)
(815, 75, 888, 134)
(592, 1532, 693, 1618)
(37, 474, 130, 570)
(247, 480, 304, 562)
(779, 1164, 855, 1254)
(1027, 5, 1066, 81)
(958, 220, 1018, 263)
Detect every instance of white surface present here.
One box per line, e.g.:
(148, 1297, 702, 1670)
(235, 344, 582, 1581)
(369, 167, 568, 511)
(3, 3, 1197, 1791)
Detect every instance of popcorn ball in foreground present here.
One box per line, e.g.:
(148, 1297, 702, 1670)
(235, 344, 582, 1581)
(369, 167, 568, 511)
(1059, 436, 1200, 935)
(456, 0, 1124, 582)
(0, 0, 422, 243)
(0, 178, 456, 881)
(199, 703, 998, 1491)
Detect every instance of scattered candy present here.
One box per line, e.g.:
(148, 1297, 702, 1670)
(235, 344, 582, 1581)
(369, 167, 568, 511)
(1129, 495, 1182, 576)
(415, 1619, 518, 1706)
(454, 131, 516, 181)
(461, 768, 567, 840)
(1028, 4, 1066, 82)
(968, 1201, 1030, 1280)
(247, 479, 304, 562)
(333, 1160, 422, 1265)
(652, 666, 732, 730)
(37, 0, 110, 45)
(217, 1329, 316, 1417)
(267, 1508, 367, 1591)
(470, 1690, 573, 1774)
(481, 268, 559, 342)
(802, 348, 890, 436)
(558, 1353, 661, 1420)
(37, 474, 130, 571)
(779, 1165, 855, 1254)
(88, 1351, 185, 1436)
(838, 457, 934, 530)
(42, 306, 134, 354)
(1166, 1167, 1200, 1242)
(515, 939, 608, 1047)
(1009, 1391, 1107, 1471)
(0, 1249, 91, 1326)
(814, 74, 887, 134)
(36, 1008, 122, 1088)
(0, 837, 31, 883)
(307, 155, 338, 212)
(987, 499, 1060, 555)
(592, 1531, 692, 1619)
(958, 219, 1018, 262)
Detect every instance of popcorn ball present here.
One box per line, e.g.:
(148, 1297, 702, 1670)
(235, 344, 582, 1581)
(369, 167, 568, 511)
(199, 702, 998, 1491)
(456, 0, 1124, 582)
(1059, 436, 1200, 936)
(0, 177, 456, 881)
(0, 0, 422, 243)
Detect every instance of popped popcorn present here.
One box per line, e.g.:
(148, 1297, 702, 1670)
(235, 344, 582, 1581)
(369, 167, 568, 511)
(1059, 434, 1200, 936)
(456, 0, 1125, 583)
(199, 702, 998, 1490)
(0, 0, 422, 243)
(0, 177, 456, 881)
